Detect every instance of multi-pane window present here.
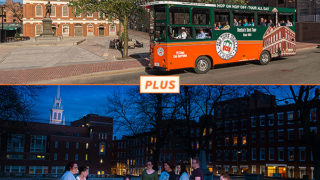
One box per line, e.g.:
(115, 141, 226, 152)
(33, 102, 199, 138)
(99, 143, 105, 154)
(5, 166, 26, 173)
(268, 130, 274, 143)
(7, 134, 25, 152)
(51, 166, 64, 174)
(288, 129, 295, 141)
(299, 128, 304, 139)
(310, 127, 317, 134)
(35, 24, 43, 36)
(278, 112, 284, 125)
(233, 137, 238, 145)
(214, 10, 230, 30)
(287, 111, 294, 124)
(259, 115, 266, 126)
(35, 4, 42, 17)
(268, 113, 274, 126)
(251, 116, 256, 127)
(269, 148, 275, 160)
(217, 150, 222, 161)
(30, 135, 46, 153)
(62, 5, 69, 17)
(224, 151, 229, 161)
(232, 120, 238, 131)
(260, 148, 265, 160)
(278, 129, 285, 142)
(278, 147, 285, 161)
(29, 166, 48, 174)
(75, 154, 78, 161)
(310, 108, 317, 122)
(288, 147, 295, 161)
(299, 147, 306, 161)
(242, 136, 247, 145)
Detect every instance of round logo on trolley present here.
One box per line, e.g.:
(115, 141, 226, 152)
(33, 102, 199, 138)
(157, 47, 164, 57)
(216, 33, 238, 60)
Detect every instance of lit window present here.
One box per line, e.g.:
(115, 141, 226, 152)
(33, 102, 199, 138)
(242, 136, 247, 145)
(101, 171, 105, 175)
(100, 144, 104, 153)
(196, 141, 199, 149)
(97, 171, 100, 175)
(100, 159, 103, 163)
(85, 154, 88, 161)
(151, 137, 153, 143)
(203, 128, 206, 136)
(233, 137, 238, 145)
(86, 143, 89, 149)
(225, 137, 229, 145)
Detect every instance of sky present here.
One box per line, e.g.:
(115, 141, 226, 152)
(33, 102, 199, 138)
(0, 0, 22, 4)
(32, 85, 135, 125)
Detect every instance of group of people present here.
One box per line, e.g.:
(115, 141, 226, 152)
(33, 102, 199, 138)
(259, 17, 293, 27)
(141, 158, 231, 180)
(61, 162, 88, 180)
(214, 22, 230, 30)
(233, 18, 255, 27)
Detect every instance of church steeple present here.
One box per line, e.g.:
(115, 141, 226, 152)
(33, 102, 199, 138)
(50, 86, 65, 125)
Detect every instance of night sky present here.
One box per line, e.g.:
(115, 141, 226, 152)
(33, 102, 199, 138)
(32, 85, 135, 125)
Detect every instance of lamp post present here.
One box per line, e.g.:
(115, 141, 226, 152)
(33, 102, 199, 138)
(1, 6, 5, 43)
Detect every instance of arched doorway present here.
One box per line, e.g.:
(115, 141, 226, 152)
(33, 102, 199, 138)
(74, 24, 83, 37)
(87, 24, 94, 36)
(99, 25, 105, 36)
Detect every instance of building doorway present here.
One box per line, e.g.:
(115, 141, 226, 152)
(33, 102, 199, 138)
(99, 25, 105, 36)
(74, 24, 83, 36)
(109, 24, 116, 36)
(52, 26, 56, 36)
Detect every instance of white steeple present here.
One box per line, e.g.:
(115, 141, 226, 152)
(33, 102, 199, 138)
(49, 85, 65, 125)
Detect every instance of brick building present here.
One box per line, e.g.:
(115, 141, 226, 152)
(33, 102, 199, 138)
(0, 114, 113, 177)
(22, 0, 120, 37)
(112, 91, 319, 179)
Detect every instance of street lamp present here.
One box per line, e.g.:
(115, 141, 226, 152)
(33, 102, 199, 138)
(0, 5, 6, 43)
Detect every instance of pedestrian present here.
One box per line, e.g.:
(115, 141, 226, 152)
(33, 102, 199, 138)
(76, 166, 88, 180)
(220, 173, 231, 180)
(141, 161, 158, 180)
(189, 158, 203, 180)
(61, 162, 78, 180)
(160, 161, 176, 180)
(124, 176, 131, 180)
(176, 163, 189, 180)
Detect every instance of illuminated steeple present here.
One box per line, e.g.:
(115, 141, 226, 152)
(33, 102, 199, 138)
(49, 86, 65, 125)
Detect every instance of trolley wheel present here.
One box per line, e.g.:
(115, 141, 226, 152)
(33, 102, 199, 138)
(259, 50, 271, 65)
(194, 56, 211, 74)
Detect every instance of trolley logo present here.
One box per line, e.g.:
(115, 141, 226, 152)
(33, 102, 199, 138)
(216, 33, 238, 60)
(157, 47, 164, 57)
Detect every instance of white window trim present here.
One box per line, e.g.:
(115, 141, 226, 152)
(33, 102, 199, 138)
(299, 147, 306, 162)
(278, 129, 285, 142)
(259, 115, 265, 127)
(50, 5, 56, 17)
(288, 129, 295, 140)
(288, 147, 295, 161)
(87, 12, 94, 17)
(35, 4, 43, 17)
(62, 5, 69, 17)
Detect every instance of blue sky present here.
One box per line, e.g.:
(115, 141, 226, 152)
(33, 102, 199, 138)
(0, 0, 22, 4)
(32, 85, 135, 124)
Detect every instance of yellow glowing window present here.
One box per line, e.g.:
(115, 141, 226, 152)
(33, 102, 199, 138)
(196, 142, 199, 149)
(37, 155, 41, 158)
(82, 125, 85, 127)
(154, 138, 157, 143)
(102, 171, 105, 175)
(86, 143, 89, 149)
(100, 159, 103, 163)
(127, 160, 129, 165)
(85, 154, 88, 161)
(97, 171, 100, 175)
(100, 145, 104, 153)
(133, 160, 135, 165)
(203, 128, 207, 136)
(151, 137, 153, 143)
(233, 137, 238, 145)
(208, 168, 213, 172)
(209, 128, 213, 134)
(242, 136, 247, 145)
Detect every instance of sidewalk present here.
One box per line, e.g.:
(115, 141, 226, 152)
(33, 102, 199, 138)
(0, 31, 318, 84)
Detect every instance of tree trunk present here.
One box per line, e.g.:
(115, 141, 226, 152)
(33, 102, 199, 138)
(123, 16, 129, 58)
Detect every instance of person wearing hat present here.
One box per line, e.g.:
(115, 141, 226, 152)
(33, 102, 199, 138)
(175, 27, 187, 39)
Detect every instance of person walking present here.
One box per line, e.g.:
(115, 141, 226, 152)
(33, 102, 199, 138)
(177, 163, 189, 180)
(141, 161, 158, 180)
(76, 166, 88, 180)
(189, 158, 203, 180)
(61, 162, 78, 180)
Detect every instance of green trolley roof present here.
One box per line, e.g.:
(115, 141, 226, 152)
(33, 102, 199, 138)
(146, 1, 296, 13)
